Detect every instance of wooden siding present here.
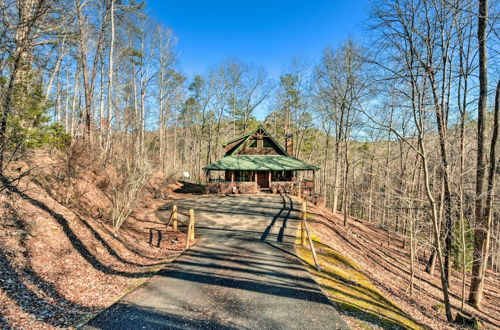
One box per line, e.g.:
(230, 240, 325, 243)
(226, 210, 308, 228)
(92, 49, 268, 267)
(223, 126, 288, 157)
(238, 138, 280, 155)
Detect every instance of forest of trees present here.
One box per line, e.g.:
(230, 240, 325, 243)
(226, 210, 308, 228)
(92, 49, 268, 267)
(0, 0, 498, 323)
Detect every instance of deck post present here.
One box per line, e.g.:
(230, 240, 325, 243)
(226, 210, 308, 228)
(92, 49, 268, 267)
(312, 170, 316, 194)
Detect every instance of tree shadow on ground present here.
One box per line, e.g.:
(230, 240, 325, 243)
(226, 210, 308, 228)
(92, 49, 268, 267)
(0, 249, 95, 327)
(0, 173, 191, 328)
(0, 187, 100, 327)
(1, 175, 162, 279)
(0, 315, 7, 328)
(309, 212, 485, 320)
(297, 244, 430, 330)
(84, 302, 239, 330)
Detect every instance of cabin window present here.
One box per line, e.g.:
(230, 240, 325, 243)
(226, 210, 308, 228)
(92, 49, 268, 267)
(249, 139, 257, 148)
(272, 171, 290, 181)
(235, 171, 251, 181)
(263, 137, 273, 148)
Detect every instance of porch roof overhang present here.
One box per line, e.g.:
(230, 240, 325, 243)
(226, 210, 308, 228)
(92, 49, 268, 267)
(203, 155, 320, 171)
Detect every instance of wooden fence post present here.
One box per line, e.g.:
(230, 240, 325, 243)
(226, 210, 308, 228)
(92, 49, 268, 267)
(173, 205, 178, 231)
(301, 201, 306, 245)
(304, 219, 321, 272)
(189, 209, 195, 241)
(301, 200, 321, 272)
(186, 220, 191, 250)
(185, 209, 195, 249)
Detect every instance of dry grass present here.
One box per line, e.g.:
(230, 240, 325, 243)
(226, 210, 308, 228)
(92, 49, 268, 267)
(295, 201, 500, 329)
(296, 231, 425, 330)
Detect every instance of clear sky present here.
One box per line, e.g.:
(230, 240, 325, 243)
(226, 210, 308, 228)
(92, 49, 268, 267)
(146, 0, 370, 80)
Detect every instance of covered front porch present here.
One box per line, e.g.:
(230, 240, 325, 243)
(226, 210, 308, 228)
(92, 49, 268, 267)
(203, 155, 319, 195)
(205, 158, 318, 195)
(207, 169, 315, 189)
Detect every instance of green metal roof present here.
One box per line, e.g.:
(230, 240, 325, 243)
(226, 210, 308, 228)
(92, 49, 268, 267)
(203, 155, 319, 171)
(221, 133, 249, 147)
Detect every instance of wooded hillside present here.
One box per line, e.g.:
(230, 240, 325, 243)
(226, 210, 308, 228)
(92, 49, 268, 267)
(0, 0, 498, 328)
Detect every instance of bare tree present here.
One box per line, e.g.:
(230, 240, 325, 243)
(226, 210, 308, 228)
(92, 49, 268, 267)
(315, 41, 369, 222)
(469, 0, 492, 309)
(75, 0, 110, 141)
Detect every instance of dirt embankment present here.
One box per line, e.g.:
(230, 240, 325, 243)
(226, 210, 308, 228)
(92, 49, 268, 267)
(0, 149, 187, 329)
(306, 204, 499, 329)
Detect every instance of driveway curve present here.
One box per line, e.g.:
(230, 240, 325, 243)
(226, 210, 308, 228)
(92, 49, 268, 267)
(84, 195, 349, 330)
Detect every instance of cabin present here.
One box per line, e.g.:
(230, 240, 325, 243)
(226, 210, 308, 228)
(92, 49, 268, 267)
(203, 125, 319, 195)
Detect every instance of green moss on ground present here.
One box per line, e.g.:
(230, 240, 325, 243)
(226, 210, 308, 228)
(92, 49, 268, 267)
(296, 230, 425, 330)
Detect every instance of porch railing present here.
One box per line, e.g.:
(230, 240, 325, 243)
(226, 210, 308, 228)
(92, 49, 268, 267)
(205, 179, 325, 206)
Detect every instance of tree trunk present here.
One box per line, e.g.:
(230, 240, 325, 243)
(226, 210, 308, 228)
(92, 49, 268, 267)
(420, 138, 453, 321)
(469, 0, 489, 309)
(470, 79, 499, 307)
(105, 0, 115, 152)
(343, 138, 349, 226)
(332, 137, 341, 213)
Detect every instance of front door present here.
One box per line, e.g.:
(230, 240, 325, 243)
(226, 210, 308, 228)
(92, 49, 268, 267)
(257, 171, 269, 188)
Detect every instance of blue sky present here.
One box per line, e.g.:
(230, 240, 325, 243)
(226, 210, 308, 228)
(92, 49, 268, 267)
(146, 0, 370, 80)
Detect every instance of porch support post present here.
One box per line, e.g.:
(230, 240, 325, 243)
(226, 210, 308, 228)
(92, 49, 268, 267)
(268, 171, 272, 188)
(231, 171, 235, 186)
(313, 170, 316, 194)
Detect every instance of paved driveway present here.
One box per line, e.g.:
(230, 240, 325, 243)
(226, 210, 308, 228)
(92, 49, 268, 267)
(83, 195, 348, 330)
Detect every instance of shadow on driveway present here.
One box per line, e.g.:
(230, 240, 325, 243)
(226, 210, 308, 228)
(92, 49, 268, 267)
(83, 195, 349, 330)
